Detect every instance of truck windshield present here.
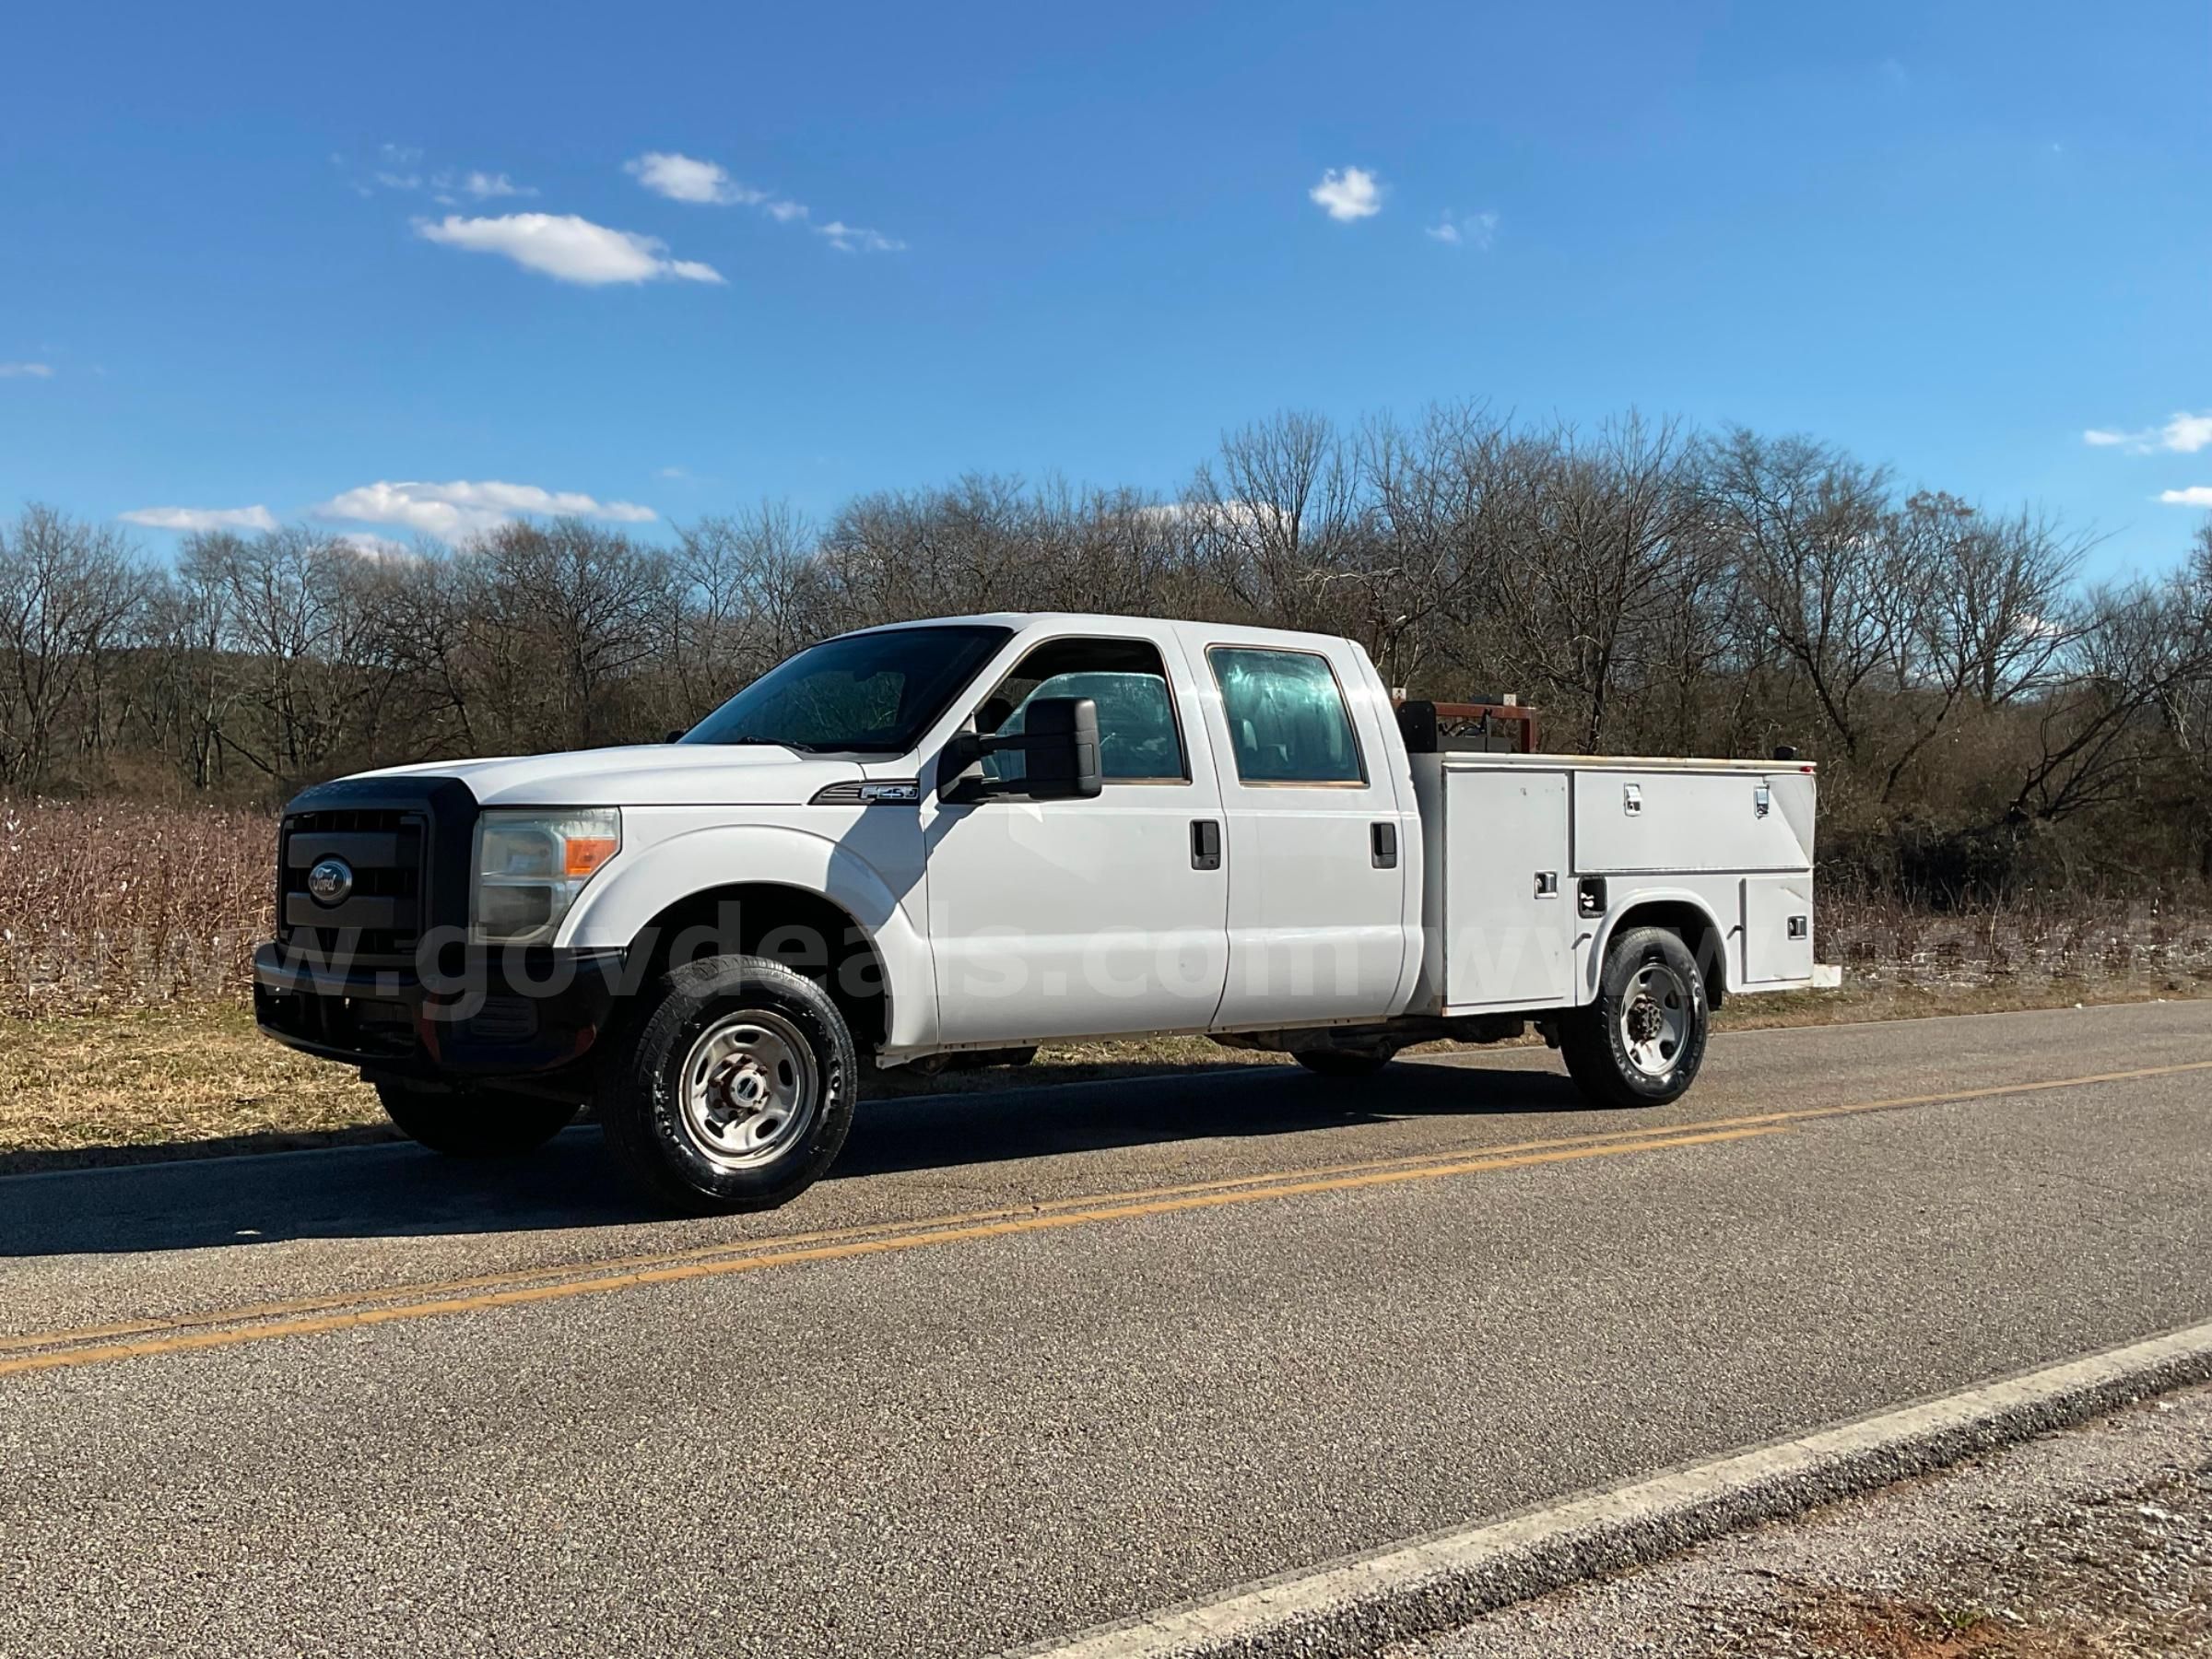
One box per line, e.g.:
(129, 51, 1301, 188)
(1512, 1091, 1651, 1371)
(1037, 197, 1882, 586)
(678, 624, 1011, 755)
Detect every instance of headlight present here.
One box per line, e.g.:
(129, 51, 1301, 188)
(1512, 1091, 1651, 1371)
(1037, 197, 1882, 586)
(473, 808, 621, 944)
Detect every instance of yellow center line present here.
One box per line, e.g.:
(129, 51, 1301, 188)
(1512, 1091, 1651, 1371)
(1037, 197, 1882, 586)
(5, 1056, 2206, 1372)
(0, 1125, 1782, 1381)
(0, 1118, 1770, 1357)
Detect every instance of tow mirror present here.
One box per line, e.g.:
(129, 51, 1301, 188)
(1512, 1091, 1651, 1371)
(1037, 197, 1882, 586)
(939, 696, 1103, 802)
(999, 696, 1102, 800)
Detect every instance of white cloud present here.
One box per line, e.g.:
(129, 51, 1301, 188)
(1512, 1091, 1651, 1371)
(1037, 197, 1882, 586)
(627, 151, 759, 206)
(1309, 166, 1382, 222)
(2157, 413, 2212, 453)
(655, 465, 693, 480)
(317, 479, 658, 539)
(814, 219, 905, 253)
(438, 169, 533, 201)
(2158, 486, 2212, 508)
(118, 504, 279, 533)
(361, 149, 533, 203)
(0, 362, 53, 379)
(333, 531, 415, 559)
(627, 149, 900, 249)
(2082, 411, 2212, 454)
(1426, 210, 1500, 250)
(414, 213, 724, 286)
(1139, 498, 1293, 537)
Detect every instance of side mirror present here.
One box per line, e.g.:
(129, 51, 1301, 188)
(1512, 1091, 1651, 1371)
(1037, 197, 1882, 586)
(937, 696, 1103, 802)
(1003, 696, 1103, 800)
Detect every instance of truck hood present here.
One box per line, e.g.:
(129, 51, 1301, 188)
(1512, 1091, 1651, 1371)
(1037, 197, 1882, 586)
(354, 744, 877, 807)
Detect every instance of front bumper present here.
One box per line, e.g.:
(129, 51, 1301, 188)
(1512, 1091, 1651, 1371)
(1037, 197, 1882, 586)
(253, 942, 627, 1083)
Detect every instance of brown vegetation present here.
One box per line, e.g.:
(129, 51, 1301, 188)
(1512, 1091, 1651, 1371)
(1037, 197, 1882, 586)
(6, 409, 2212, 901)
(9, 791, 2212, 1021)
(0, 797, 270, 1015)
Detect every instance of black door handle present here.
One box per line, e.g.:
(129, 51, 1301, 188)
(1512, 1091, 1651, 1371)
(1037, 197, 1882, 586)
(1371, 821, 1398, 869)
(1191, 819, 1221, 871)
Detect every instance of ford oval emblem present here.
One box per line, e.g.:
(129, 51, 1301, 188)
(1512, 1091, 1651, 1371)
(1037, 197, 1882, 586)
(306, 856, 355, 906)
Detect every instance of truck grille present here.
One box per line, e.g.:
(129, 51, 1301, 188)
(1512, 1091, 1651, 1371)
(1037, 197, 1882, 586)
(278, 807, 428, 964)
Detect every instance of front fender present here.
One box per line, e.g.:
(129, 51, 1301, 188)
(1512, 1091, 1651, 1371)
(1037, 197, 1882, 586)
(559, 818, 938, 1052)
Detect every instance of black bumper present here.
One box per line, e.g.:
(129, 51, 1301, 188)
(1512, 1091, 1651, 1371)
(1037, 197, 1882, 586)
(253, 942, 628, 1084)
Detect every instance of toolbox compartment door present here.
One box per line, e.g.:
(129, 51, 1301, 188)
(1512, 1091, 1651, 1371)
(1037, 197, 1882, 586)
(1441, 768, 1576, 1010)
(1741, 875, 1816, 986)
(1573, 770, 1814, 875)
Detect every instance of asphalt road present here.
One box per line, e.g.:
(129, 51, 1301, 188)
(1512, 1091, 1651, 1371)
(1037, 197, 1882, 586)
(2, 1003, 2209, 1657)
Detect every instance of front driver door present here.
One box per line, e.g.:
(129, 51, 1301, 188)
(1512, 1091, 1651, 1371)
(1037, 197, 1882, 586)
(921, 629, 1230, 1046)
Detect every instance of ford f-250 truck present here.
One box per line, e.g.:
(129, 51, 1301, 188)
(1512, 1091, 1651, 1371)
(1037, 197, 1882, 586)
(254, 613, 1826, 1212)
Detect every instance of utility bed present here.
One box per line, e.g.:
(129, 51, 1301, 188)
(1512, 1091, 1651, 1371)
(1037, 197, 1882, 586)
(1409, 752, 1820, 1017)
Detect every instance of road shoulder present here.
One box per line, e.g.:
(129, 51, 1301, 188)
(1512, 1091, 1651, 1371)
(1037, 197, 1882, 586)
(1400, 1379, 2212, 1658)
(1019, 1322, 2212, 1659)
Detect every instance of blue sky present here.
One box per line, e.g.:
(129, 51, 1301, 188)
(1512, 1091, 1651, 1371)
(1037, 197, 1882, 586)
(3, 0, 2206, 575)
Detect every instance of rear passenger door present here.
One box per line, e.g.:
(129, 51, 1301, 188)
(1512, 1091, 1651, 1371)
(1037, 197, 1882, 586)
(1195, 638, 1414, 1029)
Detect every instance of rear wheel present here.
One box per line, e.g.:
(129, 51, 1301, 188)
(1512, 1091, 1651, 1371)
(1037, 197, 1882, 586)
(1559, 925, 1709, 1109)
(599, 954, 857, 1214)
(374, 1081, 577, 1158)
(1292, 1047, 1394, 1079)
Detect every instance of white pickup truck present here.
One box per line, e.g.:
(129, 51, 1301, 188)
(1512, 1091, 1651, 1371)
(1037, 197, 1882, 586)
(254, 613, 1825, 1211)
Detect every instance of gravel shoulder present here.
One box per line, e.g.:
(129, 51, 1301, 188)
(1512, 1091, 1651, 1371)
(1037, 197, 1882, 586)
(1398, 1383, 2212, 1659)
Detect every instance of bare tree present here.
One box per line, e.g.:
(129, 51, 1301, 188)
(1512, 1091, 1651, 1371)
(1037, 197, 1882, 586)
(10, 412, 2212, 905)
(0, 505, 147, 787)
(2154, 522, 2212, 874)
(460, 521, 676, 752)
(190, 527, 394, 784)
(1704, 429, 1904, 766)
(1184, 412, 1359, 630)
(674, 502, 819, 721)
(2005, 578, 2198, 829)
(1477, 415, 1706, 751)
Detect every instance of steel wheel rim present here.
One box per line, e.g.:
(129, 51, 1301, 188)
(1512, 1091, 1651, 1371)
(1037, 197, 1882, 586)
(1618, 963, 1689, 1077)
(677, 1009, 820, 1171)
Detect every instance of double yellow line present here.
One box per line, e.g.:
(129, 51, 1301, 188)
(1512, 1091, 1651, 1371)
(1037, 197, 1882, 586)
(5, 1059, 2206, 1381)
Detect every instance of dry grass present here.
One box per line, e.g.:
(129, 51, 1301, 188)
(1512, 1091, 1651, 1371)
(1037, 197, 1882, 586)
(0, 1002, 386, 1174)
(4, 797, 2209, 1173)
(9, 796, 2212, 1019)
(4, 973, 2206, 1176)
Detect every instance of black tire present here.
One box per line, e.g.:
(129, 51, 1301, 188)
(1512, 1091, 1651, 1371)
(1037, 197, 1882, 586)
(1559, 925, 1710, 1109)
(1293, 1048, 1394, 1079)
(375, 1081, 578, 1158)
(598, 954, 857, 1214)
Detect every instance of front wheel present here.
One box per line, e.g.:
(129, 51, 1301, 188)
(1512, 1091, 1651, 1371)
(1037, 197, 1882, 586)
(375, 1081, 578, 1158)
(1559, 926, 1710, 1109)
(599, 954, 857, 1214)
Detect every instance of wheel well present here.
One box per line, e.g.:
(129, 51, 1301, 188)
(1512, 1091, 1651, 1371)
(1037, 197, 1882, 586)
(626, 883, 890, 1051)
(1607, 900, 1729, 1007)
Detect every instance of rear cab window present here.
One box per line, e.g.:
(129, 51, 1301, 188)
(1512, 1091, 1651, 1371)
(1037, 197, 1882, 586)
(1206, 646, 1367, 785)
